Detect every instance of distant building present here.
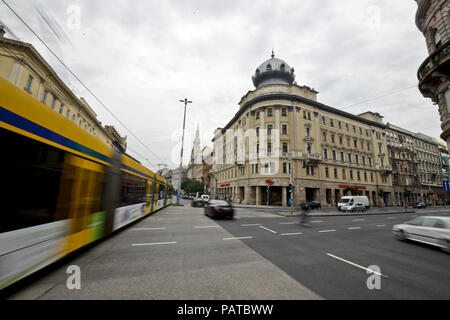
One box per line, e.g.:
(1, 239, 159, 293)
(415, 0, 450, 151)
(0, 27, 127, 152)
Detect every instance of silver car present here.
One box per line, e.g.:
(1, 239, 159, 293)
(392, 216, 450, 253)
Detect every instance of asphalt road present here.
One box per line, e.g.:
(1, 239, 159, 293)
(4, 201, 450, 300)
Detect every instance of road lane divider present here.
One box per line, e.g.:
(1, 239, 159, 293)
(318, 229, 336, 233)
(241, 224, 261, 226)
(325, 252, 387, 277)
(280, 222, 297, 225)
(194, 226, 220, 229)
(259, 226, 278, 234)
(223, 236, 253, 240)
(348, 227, 362, 230)
(311, 220, 324, 223)
(132, 242, 177, 246)
(280, 232, 303, 236)
(352, 219, 365, 222)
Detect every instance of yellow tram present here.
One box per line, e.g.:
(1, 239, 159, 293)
(0, 77, 173, 290)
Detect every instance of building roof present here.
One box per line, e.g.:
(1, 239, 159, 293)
(252, 51, 295, 88)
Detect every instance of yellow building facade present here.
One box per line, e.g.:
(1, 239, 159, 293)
(211, 53, 393, 207)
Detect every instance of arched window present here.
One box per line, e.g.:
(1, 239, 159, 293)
(266, 64, 272, 71)
(280, 63, 285, 71)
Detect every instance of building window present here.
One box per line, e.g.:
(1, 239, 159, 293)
(371, 172, 374, 182)
(323, 132, 327, 142)
(306, 127, 310, 137)
(332, 150, 336, 160)
(325, 167, 329, 178)
(324, 148, 328, 159)
(267, 143, 272, 154)
(308, 112, 311, 120)
(303, 111, 307, 119)
(267, 124, 273, 135)
(355, 155, 359, 164)
(66, 108, 70, 118)
(368, 143, 371, 151)
(354, 139, 357, 148)
(341, 152, 345, 162)
(330, 119, 334, 127)
(59, 104, 64, 114)
(25, 75, 33, 92)
(268, 108, 273, 117)
(282, 143, 288, 153)
(256, 111, 260, 120)
(256, 127, 259, 137)
(282, 124, 288, 135)
(348, 153, 352, 163)
(334, 168, 338, 179)
(350, 170, 354, 180)
(257, 144, 259, 154)
(339, 136, 343, 145)
(51, 96, 57, 110)
(359, 127, 362, 135)
(42, 90, 48, 103)
(306, 144, 312, 154)
(357, 171, 361, 181)
(362, 156, 366, 165)
(369, 157, 372, 166)
(72, 114, 76, 122)
(283, 163, 287, 174)
(322, 117, 326, 125)
(346, 123, 349, 131)
(342, 169, 347, 180)
(282, 108, 287, 117)
(331, 135, 335, 143)
(366, 129, 369, 137)
(353, 125, 356, 133)
(338, 121, 342, 129)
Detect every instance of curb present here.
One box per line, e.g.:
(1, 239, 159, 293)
(275, 210, 416, 217)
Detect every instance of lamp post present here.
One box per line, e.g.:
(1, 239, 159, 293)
(176, 98, 192, 206)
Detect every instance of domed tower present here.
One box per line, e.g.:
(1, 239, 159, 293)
(252, 50, 296, 88)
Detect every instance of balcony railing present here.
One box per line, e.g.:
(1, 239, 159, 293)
(417, 41, 450, 82)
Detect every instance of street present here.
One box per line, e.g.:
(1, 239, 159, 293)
(5, 200, 450, 300)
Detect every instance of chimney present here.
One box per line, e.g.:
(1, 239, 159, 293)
(0, 25, 5, 38)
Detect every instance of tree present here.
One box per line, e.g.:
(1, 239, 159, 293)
(181, 178, 205, 194)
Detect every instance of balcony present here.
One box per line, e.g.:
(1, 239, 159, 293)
(304, 153, 322, 165)
(417, 41, 450, 99)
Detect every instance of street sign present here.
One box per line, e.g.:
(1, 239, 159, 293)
(443, 181, 450, 192)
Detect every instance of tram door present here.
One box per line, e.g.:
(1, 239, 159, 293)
(55, 154, 105, 255)
(146, 179, 153, 214)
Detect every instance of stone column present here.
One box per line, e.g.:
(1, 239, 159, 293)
(282, 186, 287, 207)
(256, 186, 261, 206)
(331, 190, 336, 207)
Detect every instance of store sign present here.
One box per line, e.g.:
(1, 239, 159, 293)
(266, 179, 275, 185)
(220, 183, 230, 187)
(339, 184, 366, 190)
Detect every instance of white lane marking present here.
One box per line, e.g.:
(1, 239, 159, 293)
(241, 224, 261, 226)
(319, 229, 336, 233)
(352, 219, 365, 221)
(312, 220, 324, 223)
(194, 226, 220, 229)
(132, 242, 177, 246)
(348, 227, 362, 230)
(223, 236, 253, 240)
(280, 222, 297, 225)
(133, 227, 167, 231)
(259, 226, 278, 234)
(376, 224, 387, 227)
(326, 253, 387, 277)
(281, 232, 303, 236)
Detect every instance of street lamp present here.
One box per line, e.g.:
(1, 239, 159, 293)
(176, 98, 192, 205)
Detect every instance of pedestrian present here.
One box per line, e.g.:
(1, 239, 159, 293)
(299, 203, 312, 227)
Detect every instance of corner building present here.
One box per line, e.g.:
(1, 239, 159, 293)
(212, 53, 393, 207)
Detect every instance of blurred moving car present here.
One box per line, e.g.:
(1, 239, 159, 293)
(204, 200, 234, 219)
(301, 201, 321, 210)
(191, 197, 204, 207)
(413, 202, 427, 209)
(392, 216, 450, 253)
(341, 203, 367, 213)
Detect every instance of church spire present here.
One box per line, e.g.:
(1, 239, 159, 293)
(271, 49, 275, 58)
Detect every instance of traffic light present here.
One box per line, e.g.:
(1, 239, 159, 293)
(288, 184, 292, 193)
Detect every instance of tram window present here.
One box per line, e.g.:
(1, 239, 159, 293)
(0, 128, 65, 233)
(159, 184, 166, 200)
(119, 172, 146, 206)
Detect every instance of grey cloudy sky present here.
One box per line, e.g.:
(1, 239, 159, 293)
(0, 0, 439, 170)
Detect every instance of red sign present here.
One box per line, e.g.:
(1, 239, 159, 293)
(339, 184, 366, 190)
(220, 184, 230, 187)
(266, 179, 275, 185)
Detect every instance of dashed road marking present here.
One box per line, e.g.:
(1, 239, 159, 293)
(348, 227, 362, 230)
(133, 227, 167, 231)
(280, 222, 297, 225)
(132, 242, 177, 246)
(241, 224, 261, 226)
(223, 236, 253, 240)
(376, 224, 387, 227)
(325, 252, 387, 277)
(281, 232, 303, 236)
(319, 229, 336, 233)
(259, 226, 278, 234)
(194, 226, 220, 229)
(352, 219, 365, 222)
(312, 220, 324, 223)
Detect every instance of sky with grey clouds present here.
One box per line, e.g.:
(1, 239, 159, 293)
(0, 0, 439, 171)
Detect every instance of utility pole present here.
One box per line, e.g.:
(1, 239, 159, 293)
(176, 98, 192, 206)
(289, 152, 294, 215)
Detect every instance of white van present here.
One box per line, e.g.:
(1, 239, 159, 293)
(201, 194, 210, 202)
(337, 196, 369, 211)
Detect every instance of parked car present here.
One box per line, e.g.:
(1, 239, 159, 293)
(301, 201, 321, 210)
(413, 202, 427, 209)
(341, 203, 367, 213)
(204, 200, 234, 219)
(392, 216, 450, 253)
(191, 197, 204, 207)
